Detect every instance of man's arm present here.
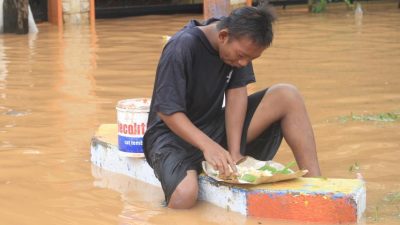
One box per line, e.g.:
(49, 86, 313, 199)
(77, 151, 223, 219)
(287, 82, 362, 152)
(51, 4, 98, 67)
(157, 112, 237, 177)
(225, 86, 248, 164)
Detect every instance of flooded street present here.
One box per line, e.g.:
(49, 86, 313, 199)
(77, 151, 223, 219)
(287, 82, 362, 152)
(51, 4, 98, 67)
(0, 1, 399, 224)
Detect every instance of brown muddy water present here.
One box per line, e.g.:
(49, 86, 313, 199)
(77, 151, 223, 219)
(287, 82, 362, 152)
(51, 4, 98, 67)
(0, 1, 399, 225)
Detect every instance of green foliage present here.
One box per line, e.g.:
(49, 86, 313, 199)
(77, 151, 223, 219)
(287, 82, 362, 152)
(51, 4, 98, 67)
(343, 0, 354, 8)
(311, 0, 356, 13)
(312, 0, 328, 13)
(349, 162, 360, 173)
(383, 192, 400, 203)
(339, 112, 400, 123)
(372, 205, 381, 222)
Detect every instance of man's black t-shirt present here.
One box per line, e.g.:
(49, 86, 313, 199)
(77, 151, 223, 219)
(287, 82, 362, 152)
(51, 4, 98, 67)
(144, 18, 256, 161)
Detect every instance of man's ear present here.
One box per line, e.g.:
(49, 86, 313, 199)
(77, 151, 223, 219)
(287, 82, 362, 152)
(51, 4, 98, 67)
(218, 29, 229, 44)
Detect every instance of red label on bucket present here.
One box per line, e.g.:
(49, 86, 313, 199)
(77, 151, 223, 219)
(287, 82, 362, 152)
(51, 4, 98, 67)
(118, 123, 146, 135)
(116, 98, 150, 156)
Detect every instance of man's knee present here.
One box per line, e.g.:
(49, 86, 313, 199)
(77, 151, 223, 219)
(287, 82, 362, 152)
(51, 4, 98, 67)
(168, 170, 198, 209)
(266, 83, 303, 105)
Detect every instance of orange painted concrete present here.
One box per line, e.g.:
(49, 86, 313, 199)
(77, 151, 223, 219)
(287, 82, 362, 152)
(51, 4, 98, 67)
(90, 0, 95, 26)
(48, 0, 63, 28)
(247, 193, 357, 223)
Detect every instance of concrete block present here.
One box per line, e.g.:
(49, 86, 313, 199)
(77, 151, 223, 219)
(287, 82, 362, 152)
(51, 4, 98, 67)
(63, 13, 89, 25)
(62, 0, 81, 14)
(62, 1, 70, 14)
(91, 134, 161, 187)
(81, 0, 90, 13)
(91, 124, 366, 223)
(80, 13, 89, 24)
(70, 0, 81, 13)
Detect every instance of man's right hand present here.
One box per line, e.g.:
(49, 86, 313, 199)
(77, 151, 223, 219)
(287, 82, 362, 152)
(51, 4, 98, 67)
(157, 112, 237, 178)
(202, 142, 237, 178)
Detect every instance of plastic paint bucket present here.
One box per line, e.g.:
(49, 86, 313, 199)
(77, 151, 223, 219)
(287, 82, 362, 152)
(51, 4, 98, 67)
(116, 98, 151, 157)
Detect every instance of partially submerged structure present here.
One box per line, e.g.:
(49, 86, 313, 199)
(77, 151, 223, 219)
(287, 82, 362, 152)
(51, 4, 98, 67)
(91, 124, 366, 223)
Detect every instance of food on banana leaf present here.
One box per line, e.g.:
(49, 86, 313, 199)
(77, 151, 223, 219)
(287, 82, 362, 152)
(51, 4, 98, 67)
(202, 156, 308, 184)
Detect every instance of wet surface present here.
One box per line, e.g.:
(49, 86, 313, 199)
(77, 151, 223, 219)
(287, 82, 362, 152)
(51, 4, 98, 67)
(0, 1, 399, 224)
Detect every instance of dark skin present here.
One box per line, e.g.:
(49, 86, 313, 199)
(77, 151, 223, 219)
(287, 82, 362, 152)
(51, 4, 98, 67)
(158, 22, 321, 209)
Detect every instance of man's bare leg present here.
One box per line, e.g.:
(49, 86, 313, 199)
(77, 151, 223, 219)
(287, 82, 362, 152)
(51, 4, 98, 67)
(247, 83, 321, 176)
(168, 170, 199, 209)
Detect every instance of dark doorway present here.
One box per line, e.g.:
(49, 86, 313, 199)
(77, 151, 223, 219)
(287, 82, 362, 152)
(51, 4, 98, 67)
(95, 0, 203, 18)
(29, 0, 48, 22)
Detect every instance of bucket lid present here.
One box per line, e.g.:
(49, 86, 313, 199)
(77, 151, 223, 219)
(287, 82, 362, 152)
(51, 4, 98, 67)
(116, 98, 151, 112)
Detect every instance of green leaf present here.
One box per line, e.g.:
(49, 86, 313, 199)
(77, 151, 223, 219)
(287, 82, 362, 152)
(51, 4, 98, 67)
(258, 161, 296, 174)
(279, 169, 293, 174)
(258, 164, 278, 173)
(278, 161, 297, 174)
(240, 174, 257, 183)
(283, 161, 297, 170)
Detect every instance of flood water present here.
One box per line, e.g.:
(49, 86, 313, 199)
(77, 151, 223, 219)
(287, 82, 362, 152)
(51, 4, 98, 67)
(0, 1, 399, 225)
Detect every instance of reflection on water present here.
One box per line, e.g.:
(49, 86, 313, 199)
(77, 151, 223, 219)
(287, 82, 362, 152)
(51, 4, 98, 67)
(0, 1, 399, 224)
(92, 165, 302, 225)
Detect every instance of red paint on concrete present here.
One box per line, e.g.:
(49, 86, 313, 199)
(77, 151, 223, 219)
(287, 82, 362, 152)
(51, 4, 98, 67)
(247, 193, 357, 223)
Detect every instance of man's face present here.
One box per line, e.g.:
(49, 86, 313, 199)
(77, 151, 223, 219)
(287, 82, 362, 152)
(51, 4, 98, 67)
(218, 31, 266, 68)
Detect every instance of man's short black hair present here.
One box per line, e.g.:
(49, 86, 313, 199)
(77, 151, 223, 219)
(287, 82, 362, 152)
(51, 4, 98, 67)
(216, 3, 277, 47)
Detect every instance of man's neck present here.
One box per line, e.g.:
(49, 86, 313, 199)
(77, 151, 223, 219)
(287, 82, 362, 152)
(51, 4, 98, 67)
(198, 23, 219, 52)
